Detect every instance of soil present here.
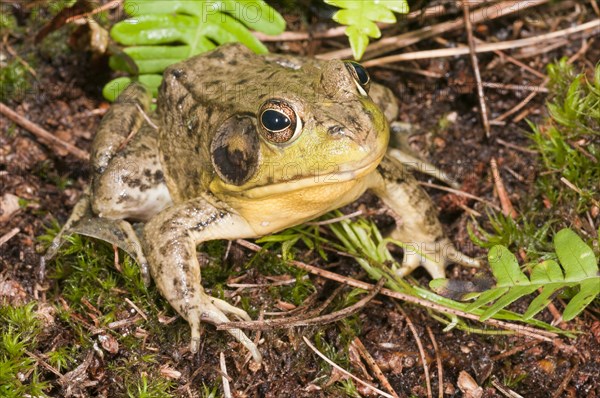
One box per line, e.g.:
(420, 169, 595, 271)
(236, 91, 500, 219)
(1, 1, 599, 397)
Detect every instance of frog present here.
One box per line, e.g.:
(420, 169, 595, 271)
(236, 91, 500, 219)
(44, 43, 480, 363)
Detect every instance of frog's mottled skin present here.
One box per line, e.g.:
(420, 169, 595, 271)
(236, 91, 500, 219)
(45, 44, 479, 362)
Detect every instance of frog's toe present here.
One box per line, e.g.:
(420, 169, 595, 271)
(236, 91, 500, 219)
(210, 297, 252, 321)
(188, 294, 261, 363)
(396, 240, 481, 279)
(445, 245, 481, 269)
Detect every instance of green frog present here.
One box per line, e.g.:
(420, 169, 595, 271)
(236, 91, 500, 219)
(44, 43, 479, 362)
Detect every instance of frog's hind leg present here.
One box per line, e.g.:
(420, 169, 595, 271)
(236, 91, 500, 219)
(42, 191, 151, 285)
(370, 156, 481, 279)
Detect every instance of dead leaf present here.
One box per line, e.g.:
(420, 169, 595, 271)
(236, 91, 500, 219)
(457, 371, 483, 398)
(0, 193, 21, 223)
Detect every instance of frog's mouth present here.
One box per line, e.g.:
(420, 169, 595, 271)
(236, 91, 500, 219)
(222, 147, 386, 200)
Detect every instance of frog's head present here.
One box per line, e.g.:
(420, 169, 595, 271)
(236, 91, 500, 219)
(212, 61, 389, 198)
(160, 44, 390, 201)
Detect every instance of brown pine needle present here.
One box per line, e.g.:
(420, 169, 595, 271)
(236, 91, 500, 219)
(362, 19, 599, 66)
(0, 102, 89, 161)
(426, 326, 444, 398)
(351, 338, 400, 398)
(235, 240, 559, 342)
(396, 305, 432, 398)
(0, 228, 20, 247)
(318, 0, 551, 60)
(219, 352, 233, 398)
(491, 158, 518, 218)
(463, 2, 491, 139)
(302, 336, 395, 398)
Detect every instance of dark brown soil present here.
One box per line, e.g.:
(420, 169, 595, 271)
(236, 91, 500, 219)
(1, 1, 599, 397)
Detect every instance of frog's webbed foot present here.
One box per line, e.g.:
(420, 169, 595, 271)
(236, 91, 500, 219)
(42, 190, 92, 268)
(371, 157, 481, 279)
(143, 196, 262, 362)
(187, 291, 261, 362)
(396, 236, 481, 279)
(42, 190, 151, 285)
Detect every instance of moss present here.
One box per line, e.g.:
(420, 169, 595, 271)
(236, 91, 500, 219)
(0, 302, 50, 397)
(0, 60, 31, 102)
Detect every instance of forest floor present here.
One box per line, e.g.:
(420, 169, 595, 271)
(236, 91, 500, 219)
(1, 1, 599, 397)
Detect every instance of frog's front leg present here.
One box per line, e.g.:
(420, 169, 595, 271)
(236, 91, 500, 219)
(143, 196, 262, 362)
(370, 156, 480, 278)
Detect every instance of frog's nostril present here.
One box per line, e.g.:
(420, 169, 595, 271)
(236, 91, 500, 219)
(328, 125, 346, 137)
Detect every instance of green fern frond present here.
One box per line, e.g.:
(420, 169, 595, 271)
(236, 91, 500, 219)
(103, 0, 286, 101)
(431, 228, 600, 322)
(324, 0, 409, 59)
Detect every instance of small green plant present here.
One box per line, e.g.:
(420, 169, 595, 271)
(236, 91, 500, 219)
(104, 0, 286, 100)
(127, 373, 175, 398)
(324, 0, 409, 59)
(471, 60, 599, 264)
(0, 303, 50, 398)
(431, 228, 600, 321)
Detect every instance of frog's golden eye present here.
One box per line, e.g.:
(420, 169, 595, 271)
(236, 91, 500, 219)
(258, 100, 302, 144)
(344, 61, 371, 95)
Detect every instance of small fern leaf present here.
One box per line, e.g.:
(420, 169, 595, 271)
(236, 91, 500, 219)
(554, 228, 599, 321)
(104, 0, 285, 101)
(489, 245, 530, 285)
(523, 283, 564, 320)
(324, 0, 409, 59)
(554, 228, 598, 279)
(436, 228, 599, 323)
(563, 278, 600, 321)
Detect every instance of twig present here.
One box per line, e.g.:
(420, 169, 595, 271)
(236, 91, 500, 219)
(218, 278, 385, 330)
(376, 64, 444, 78)
(482, 82, 548, 93)
(462, 2, 490, 139)
(253, 4, 448, 42)
(490, 340, 540, 361)
(491, 376, 525, 398)
(496, 138, 538, 154)
(227, 277, 299, 289)
(351, 338, 400, 398)
(551, 359, 579, 398)
(318, 0, 550, 60)
(65, 0, 122, 24)
(362, 19, 600, 66)
(25, 350, 65, 382)
(302, 336, 395, 398)
(396, 305, 432, 398)
(561, 177, 600, 208)
(492, 77, 550, 123)
(494, 35, 594, 124)
(491, 158, 517, 218)
(0, 102, 89, 161)
(3, 37, 37, 77)
(485, 46, 547, 80)
(219, 352, 232, 398)
(0, 228, 19, 247)
(591, 0, 600, 16)
(426, 326, 444, 398)
(235, 240, 560, 341)
(124, 298, 148, 321)
(418, 181, 502, 211)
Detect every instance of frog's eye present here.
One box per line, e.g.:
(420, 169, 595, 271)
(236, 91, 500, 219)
(344, 61, 371, 95)
(259, 100, 302, 144)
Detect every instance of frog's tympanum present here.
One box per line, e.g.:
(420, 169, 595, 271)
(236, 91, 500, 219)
(45, 44, 479, 362)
